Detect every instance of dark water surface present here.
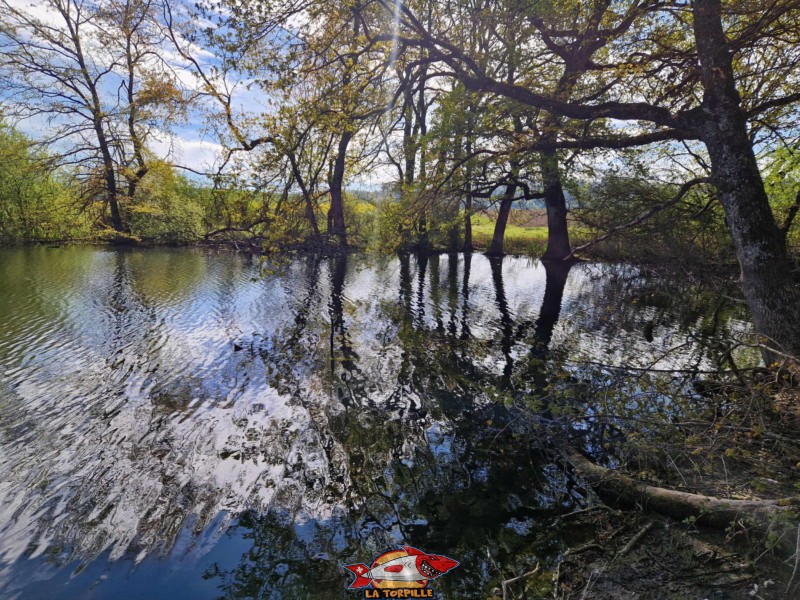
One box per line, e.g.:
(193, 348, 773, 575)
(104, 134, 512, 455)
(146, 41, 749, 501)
(0, 247, 757, 599)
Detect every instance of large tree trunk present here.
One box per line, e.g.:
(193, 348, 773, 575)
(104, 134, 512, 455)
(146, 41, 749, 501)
(328, 131, 351, 247)
(91, 113, 124, 234)
(99, 138, 124, 234)
(488, 58, 523, 258)
(416, 80, 428, 182)
(447, 219, 460, 251)
(286, 152, 321, 240)
(403, 83, 415, 186)
(123, 23, 148, 218)
(693, 0, 800, 360)
(537, 63, 578, 262)
(416, 213, 429, 250)
(539, 148, 572, 261)
(107, 179, 124, 233)
(488, 189, 514, 256)
(71, 11, 126, 236)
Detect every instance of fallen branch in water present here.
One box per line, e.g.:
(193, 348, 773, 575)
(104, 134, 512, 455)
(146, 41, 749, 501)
(563, 451, 800, 535)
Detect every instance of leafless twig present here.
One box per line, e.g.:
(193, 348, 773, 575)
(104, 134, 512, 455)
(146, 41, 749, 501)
(501, 563, 540, 600)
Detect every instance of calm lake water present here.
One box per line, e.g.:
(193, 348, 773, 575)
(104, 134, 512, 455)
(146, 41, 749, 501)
(0, 247, 757, 599)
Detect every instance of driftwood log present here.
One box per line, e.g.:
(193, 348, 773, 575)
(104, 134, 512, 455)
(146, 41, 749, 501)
(565, 452, 800, 531)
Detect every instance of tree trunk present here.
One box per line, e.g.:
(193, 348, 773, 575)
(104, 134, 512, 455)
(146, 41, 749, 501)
(123, 24, 148, 216)
(536, 61, 578, 262)
(693, 0, 800, 360)
(403, 84, 415, 186)
(287, 151, 321, 240)
(463, 132, 474, 252)
(328, 131, 351, 247)
(304, 198, 322, 242)
(488, 189, 514, 256)
(463, 190, 473, 252)
(416, 212, 429, 250)
(98, 136, 123, 234)
(416, 80, 428, 182)
(90, 110, 123, 234)
(488, 57, 523, 259)
(448, 220, 460, 251)
(539, 148, 571, 261)
(107, 179, 124, 233)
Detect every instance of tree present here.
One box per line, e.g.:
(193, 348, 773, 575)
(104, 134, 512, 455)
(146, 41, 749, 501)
(1, 0, 185, 235)
(169, 0, 398, 248)
(382, 0, 800, 358)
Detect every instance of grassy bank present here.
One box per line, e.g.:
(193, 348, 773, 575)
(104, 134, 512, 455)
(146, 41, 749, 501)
(470, 213, 550, 255)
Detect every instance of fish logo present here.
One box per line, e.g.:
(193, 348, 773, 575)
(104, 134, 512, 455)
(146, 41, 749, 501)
(344, 546, 459, 594)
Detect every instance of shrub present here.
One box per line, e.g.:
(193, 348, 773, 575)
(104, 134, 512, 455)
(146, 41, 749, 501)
(0, 122, 90, 242)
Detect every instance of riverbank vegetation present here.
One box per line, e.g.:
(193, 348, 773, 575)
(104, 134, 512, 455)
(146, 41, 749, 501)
(2, 0, 800, 596)
(2, 119, 797, 263)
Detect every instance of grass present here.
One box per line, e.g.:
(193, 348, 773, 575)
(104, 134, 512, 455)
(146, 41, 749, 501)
(470, 213, 550, 254)
(468, 213, 593, 256)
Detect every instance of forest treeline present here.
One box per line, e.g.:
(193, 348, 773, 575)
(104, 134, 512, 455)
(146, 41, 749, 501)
(1, 0, 800, 356)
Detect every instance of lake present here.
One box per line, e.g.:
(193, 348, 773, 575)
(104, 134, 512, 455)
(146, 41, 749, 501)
(0, 247, 757, 599)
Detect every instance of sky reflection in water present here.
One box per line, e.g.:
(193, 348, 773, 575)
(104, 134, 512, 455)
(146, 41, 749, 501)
(0, 247, 755, 599)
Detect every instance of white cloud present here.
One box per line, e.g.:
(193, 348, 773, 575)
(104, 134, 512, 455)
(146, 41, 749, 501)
(150, 133, 223, 172)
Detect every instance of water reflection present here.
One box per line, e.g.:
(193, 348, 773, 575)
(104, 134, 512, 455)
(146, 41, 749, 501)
(0, 247, 756, 599)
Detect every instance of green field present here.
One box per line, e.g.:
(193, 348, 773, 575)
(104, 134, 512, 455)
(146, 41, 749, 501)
(470, 213, 566, 255)
(470, 213, 547, 254)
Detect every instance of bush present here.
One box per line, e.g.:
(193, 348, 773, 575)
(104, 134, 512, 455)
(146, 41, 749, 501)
(0, 122, 90, 242)
(128, 161, 205, 243)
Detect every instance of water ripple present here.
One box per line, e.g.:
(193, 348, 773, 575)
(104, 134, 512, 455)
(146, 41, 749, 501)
(0, 247, 757, 599)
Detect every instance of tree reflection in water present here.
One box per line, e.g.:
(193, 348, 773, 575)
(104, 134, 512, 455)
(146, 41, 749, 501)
(0, 248, 756, 599)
